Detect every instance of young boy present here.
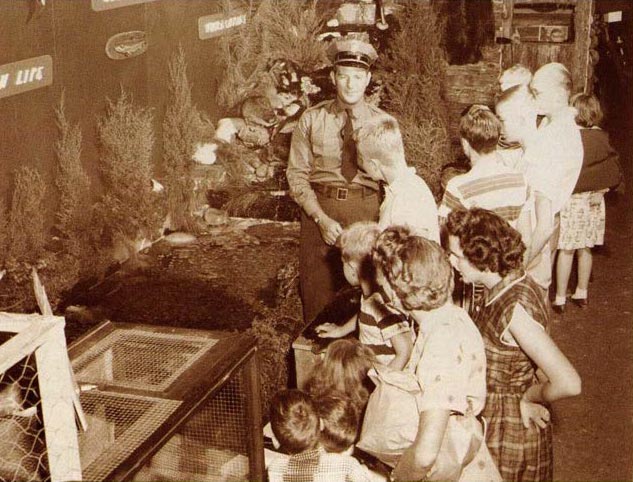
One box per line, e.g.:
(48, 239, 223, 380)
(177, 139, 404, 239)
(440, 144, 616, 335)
(495, 84, 539, 171)
(438, 104, 532, 244)
(355, 115, 440, 243)
(267, 389, 377, 482)
(315, 222, 413, 370)
(498, 63, 532, 93)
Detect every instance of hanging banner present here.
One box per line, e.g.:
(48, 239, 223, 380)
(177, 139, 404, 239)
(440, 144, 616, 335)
(0, 55, 53, 100)
(198, 10, 247, 40)
(91, 0, 157, 12)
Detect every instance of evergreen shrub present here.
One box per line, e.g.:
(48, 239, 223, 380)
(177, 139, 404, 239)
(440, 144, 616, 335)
(379, 0, 452, 199)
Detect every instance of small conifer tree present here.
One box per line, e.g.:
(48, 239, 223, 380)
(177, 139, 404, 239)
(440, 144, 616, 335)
(8, 166, 47, 263)
(54, 94, 92, 258)
(162, 46, 212, 232)
(380, 1, 452, 199)
(96, 89, 159, 248)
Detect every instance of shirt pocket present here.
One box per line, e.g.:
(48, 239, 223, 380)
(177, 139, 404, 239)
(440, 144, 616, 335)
(310, 116, 343, 171)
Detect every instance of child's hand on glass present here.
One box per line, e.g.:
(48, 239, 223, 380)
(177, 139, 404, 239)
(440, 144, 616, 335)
(519, 398, 550, 430)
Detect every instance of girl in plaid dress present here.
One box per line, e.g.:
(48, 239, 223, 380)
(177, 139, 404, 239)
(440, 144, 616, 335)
(445, 208, 581, 482)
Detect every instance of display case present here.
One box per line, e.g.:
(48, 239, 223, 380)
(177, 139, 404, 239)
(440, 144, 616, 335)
(68, 321, 264, 481)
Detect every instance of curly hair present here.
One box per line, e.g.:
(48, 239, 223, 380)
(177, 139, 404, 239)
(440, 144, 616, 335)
(304, 339, 375, 415)
(445, 207, 525, 277)
(372, 225, 412, 277)
(386, 235, 454, 311)
(269, 389, 320, 454)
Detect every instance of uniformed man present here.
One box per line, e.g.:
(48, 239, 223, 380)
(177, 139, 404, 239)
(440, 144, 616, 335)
(287, 38, 395, 324)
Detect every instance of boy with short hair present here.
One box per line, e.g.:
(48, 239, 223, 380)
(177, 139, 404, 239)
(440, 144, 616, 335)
(498, 63, 532, 92)
(315, 222, 413, 370)
(267, 389, 376, 482)
(316, 390, 361, 455)
(495, 84, 539, 170)
(355, 115, 440, 243)
(438, 104, 532, 243)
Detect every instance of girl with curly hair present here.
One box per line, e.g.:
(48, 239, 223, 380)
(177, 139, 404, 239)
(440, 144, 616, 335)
(445, 207, 581, 482)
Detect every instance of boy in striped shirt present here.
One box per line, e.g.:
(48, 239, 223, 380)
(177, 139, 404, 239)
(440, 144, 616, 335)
(438, 105, 532, 244)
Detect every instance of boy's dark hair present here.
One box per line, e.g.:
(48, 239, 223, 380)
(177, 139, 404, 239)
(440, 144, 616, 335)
(570, 92, 604, 128)
(316, 391, 360, 453)
(460, 104, 502, 154)
(269, 389, 320, 454)
(446, 208, 525, 277)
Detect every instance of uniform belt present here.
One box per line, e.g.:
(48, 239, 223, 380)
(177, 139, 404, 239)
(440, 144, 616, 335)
(311, 183, 377, 200)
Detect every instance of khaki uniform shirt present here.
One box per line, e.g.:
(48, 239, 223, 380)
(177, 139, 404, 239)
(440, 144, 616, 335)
(286, 98, 392, 218)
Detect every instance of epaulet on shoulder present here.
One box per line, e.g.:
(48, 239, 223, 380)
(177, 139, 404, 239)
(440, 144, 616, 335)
(307, 99, 335, 112)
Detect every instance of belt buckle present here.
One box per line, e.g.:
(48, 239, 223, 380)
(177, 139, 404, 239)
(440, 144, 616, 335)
(336, 187, 348, 201)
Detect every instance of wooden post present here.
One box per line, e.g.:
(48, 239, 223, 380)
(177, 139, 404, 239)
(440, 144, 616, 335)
(242, 347, 265, 481)
(35, 319, 82, 482)
(573, 0, 595, 93)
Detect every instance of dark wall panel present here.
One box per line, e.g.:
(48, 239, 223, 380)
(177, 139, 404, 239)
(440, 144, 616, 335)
(0, 1, 57, 202)
(0, 0, 228, 211)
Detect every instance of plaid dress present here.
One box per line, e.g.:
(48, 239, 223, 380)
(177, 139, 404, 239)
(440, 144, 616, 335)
(473, 271, 553, 482)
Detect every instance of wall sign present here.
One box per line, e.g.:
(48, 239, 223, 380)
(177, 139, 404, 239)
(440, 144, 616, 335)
(106, 31, 148, 60)
(198, 10, 247, 40)
(91, 0, 157, 12)
(0, 55, 53, 100)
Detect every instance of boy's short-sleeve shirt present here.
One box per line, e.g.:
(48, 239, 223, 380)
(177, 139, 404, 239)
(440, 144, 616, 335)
(359, 292, 413, 365)
(522, 108, 583, 216)
(406, 303, 487, 415)
(379, 167, 440, 243)
(438, 161, 531, 229)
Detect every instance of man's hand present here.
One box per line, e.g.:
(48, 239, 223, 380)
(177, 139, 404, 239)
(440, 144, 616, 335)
(317, 215, 343, 245)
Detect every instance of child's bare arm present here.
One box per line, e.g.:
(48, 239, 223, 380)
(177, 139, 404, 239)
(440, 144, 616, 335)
(315, 314, 357, 338)
(525, 193, 553, 263)
(387, 332, 413, 371)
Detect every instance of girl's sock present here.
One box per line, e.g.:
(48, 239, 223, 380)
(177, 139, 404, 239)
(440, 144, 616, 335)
(572, 289, 588, 300)
(554, 295, 567, 306)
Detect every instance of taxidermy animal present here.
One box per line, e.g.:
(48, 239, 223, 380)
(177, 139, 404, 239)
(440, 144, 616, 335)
(240, 95, 278, 127)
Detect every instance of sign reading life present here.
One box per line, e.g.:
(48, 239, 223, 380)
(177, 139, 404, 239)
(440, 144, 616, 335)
(0, 55, 53, 99)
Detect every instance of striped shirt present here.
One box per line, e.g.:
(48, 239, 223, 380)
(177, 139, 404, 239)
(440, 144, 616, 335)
(438, 160, 531, 229)
(358, 291, 412, 366)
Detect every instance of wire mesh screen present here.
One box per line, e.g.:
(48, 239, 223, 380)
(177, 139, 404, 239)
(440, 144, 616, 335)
(72, 329, 218, 391)
(0, 351, 48, 482)
(78, 390, 181, 481)
(136, 366, 251, 482)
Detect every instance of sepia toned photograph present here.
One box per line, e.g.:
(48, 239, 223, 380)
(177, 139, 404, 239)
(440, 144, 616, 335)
(0, 0, 631, 480)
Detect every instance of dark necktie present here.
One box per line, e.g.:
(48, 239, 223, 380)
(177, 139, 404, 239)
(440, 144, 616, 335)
(340, 109, 358, 183)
